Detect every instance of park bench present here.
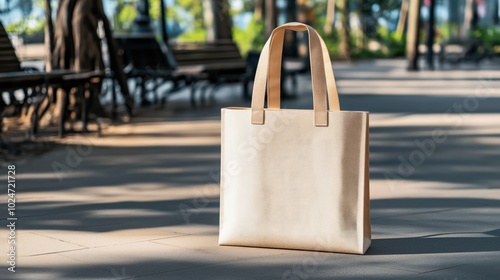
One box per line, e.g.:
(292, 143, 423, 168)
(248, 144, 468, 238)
(114, 34, 201, 108)
(242, 51, 308, 99)
(439, 38, 490, 67)
(171, 40, 247, 104)
(115, 36, 248, 107)
(0, 21, 103, 138)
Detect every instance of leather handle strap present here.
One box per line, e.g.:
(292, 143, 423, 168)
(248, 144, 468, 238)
(268, 23, 340, 112)
(251, 22, 340, 127)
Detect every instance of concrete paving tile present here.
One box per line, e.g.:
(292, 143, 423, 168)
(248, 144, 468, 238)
(151, 233, 294, 259)
(29, 225, 183, 248)
(412, 260, 500, 280)
(371, 206, 500, 239)
(3, 231, 86, 258)
(58, 240, 234, 278)
(160, 224, 220, 236)
(6, 253, 111, 280)
(3, 59, 500, 279)
(133, 251, 417, 280)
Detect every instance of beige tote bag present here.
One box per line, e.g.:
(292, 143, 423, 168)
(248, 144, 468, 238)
(219, 22, 370, 254)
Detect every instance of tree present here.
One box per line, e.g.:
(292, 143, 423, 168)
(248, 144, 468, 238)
(41, 0, 133, 127)
(265, 0, 277, 37)
(337, 0, 351, 60)
(396, 0, 408, 38)
(44, 0, 54, 70)
(463, 0, 478, 38)
(254, 0, 263, 21)
(406, 0, 422, 71)
(203, 0, 232, 41)
(324, 0, 335, 35)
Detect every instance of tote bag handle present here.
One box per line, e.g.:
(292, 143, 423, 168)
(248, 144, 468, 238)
(251, 22, 340, 127)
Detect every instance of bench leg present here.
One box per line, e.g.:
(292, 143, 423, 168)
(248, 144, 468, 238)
(241, 76, 252, 100)
(29, 85, 47, 138)
(30, 100, 41, 139)
(190, 82, 198, 108)
(81, 84, 91, 133)
(140, 77, 151, 107)
(291, 73, 298, 96)
(59, 88, 69, 138)
(207, 82, 223, 105)
(111, 78, 118, 119)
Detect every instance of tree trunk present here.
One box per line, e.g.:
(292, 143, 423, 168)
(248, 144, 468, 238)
(203, 0, 214, 41)
(41, 0, 133, 127)
(356, 0, 364, 49)
(213, 0, 233, 40)
(265, 0, 277, 37)
(406, 0, 422, 71)
(324, 0, 335, 35)
(396, 0, 408, 39)
(337, 0, 351, 60)
(254, 0, 263, 21)
(44, 0, 54, 71)
(463, 0, 477, 38)
(203, 0, 232, 41)
(283, 0, 298, 56)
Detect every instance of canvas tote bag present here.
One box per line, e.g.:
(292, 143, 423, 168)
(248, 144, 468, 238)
(219, 22, 371, 254)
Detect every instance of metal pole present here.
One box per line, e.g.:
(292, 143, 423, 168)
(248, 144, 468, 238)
(133, 0, 153, 33)
(426, 0, 435, 70)
(160, 0, 168, 43)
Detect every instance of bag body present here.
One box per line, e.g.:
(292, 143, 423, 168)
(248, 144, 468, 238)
(219, 22, 370, 254)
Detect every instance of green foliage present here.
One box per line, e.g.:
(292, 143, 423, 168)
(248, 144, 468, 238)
(149, 0, 161, 20)
(352, 49, 385, 59)
(6, 18, 44, 35)
(470, 26, 500, 50)
(233, 18, 265, 55)
(118, 4, 137, 31)
(314, 17, 340, 58)
(166, 0, 206, 42)
(376, 25, 406, 57)
(175, 0, 205, 30)
(438, 22, 461, 42)
(177, 28, 207, 42)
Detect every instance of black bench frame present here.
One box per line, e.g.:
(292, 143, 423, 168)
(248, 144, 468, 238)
(0, 21, 103, 138)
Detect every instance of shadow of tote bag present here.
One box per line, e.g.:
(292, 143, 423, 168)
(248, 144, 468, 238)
(219, 22, 371, 255)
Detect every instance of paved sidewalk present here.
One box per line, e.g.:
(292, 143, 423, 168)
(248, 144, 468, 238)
(1, 59, 500, 279)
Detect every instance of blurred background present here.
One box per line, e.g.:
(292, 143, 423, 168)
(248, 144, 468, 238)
(2, 0, 500, 65)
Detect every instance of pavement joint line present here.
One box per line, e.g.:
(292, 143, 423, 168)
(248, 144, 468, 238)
(144, 233, 191, 242)
(371, 207, 457, 220)
(83, 236, 192, 250)
(418, 264, 467, 275)
(26, 247, 90, 257)
(379, 264, 423, 274)
(29, 231, 89, 248)
(149, 237, 303, 260)
(68, 221, 127, 230)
